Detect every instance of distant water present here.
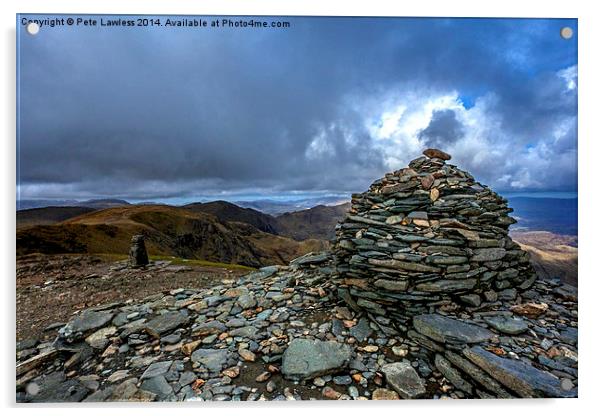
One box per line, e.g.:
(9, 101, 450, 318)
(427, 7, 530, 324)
(508, 197, 577, 236)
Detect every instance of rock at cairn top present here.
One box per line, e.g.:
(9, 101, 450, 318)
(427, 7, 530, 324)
(129, 234, 149, 268)
(332, 149, 537, 327)
(423, 148, 451, 161)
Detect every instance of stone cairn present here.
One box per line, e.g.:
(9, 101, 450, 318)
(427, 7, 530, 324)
(129, 234, 149, 268)
(332, 149, 537, 330)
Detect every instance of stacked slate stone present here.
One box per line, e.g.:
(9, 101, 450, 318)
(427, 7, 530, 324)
(332, 149, 537, 329)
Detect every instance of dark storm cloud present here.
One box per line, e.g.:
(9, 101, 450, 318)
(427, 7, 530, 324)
(17, 16, 577, 200)
(418, 109, 465, 148)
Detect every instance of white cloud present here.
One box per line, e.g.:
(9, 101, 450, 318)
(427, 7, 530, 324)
(559, 65, 577, 91)
(305, 124, 337, 159)
(345, 65, 577, 192)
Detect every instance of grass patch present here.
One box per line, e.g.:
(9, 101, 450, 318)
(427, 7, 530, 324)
(150, 255, 256, 271)
(94, 253, 256, 271)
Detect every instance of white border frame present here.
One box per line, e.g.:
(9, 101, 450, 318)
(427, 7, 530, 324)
(3, 1, 600, 415)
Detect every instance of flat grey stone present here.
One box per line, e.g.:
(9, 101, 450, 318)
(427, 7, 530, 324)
(27, 372, 90, 403)
(291, 252, 329, 266)
(413, 314, 494, 344)
(60, 310, 114, 340)
(444, 350, 512, 398)
(140, 375, 173, 400)
(84, 326, 117, 349)
(237, 293, 257, 309)
(435, 354, 473, 394)
(141, 360, 173, 380)
(160, 334, 181, 344)
(350, 318, 373, 342)
(225, 318, 246, 328)
(374, 279, 408, 292)
(415, 279, 477, 293)
(144, 311, 189, 337)
(282, 339, 351, 381)
(229, 326, 259, 339)
(381, 361, 426, 399)
(460, 294, 481, 307)
(191, 349, 229, 373)
(484, 315, 529, 335)
(464, 346, 576, 398)
(471, 248, 507, 262)
(193, 320, 227, 336)
(559, 327, 578, 345)
(178, 371, 197, 387)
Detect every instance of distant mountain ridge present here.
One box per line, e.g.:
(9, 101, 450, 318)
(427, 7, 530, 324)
(16, 205, 327, 267)
(18, 198, 130, 211)
(17, 206, 96, 230)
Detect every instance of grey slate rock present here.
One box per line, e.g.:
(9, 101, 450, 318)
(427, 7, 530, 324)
(483, 315, 528, 335)
(459, 294, 481, 307)
(140, 375, 173, 400)
(141, 360, 173, 380)
(559, 327, 578, 345)
(381, 361, 426, 399)
(193, 320, 227, 335)
(237, 293, 257, 309)
(435, 354, 473, 394)
(350, 317, 373, 342)
(144, 311, 189, 338)
(229, 326, 259, 339)
(415, 279, 477, 293)
(191, 349, 229, 373)
(413, 314, 494, 344)
(464, 346, 576, 398)
(471, 248, 507, 262)
(444, 350, 512, 398)
(282, 339, 351, 381)
(178, 371, 197, 387)
(60, 310, 114, 341)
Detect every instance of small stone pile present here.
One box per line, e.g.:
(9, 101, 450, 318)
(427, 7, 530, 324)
(129, 235, 149, 268)
(333, 149, 537, 329)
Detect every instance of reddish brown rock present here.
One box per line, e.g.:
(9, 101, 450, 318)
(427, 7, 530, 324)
(322, 386, 342, 400)
(423, 148, 451, 160)
(372, 388, 400, 400)
(255, 371, 271, 382)
(510, 302, 549, 318)
(222, 366, 240, 378)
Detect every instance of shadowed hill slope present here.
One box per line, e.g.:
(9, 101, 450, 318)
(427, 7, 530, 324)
(274, 203, 351, 241)
(184, 200, 279, 234)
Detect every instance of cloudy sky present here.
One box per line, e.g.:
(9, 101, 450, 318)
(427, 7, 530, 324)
(17, 16, 577, 203)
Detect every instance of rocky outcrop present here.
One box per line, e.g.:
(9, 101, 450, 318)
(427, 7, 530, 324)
(332, 149, 537, 329)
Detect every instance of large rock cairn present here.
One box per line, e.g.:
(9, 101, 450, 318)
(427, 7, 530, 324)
(332, 149, 537, 329)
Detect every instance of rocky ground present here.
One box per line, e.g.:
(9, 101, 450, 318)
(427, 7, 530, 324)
(16, 254, 250, 342)
(16, 252, 577, 402)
